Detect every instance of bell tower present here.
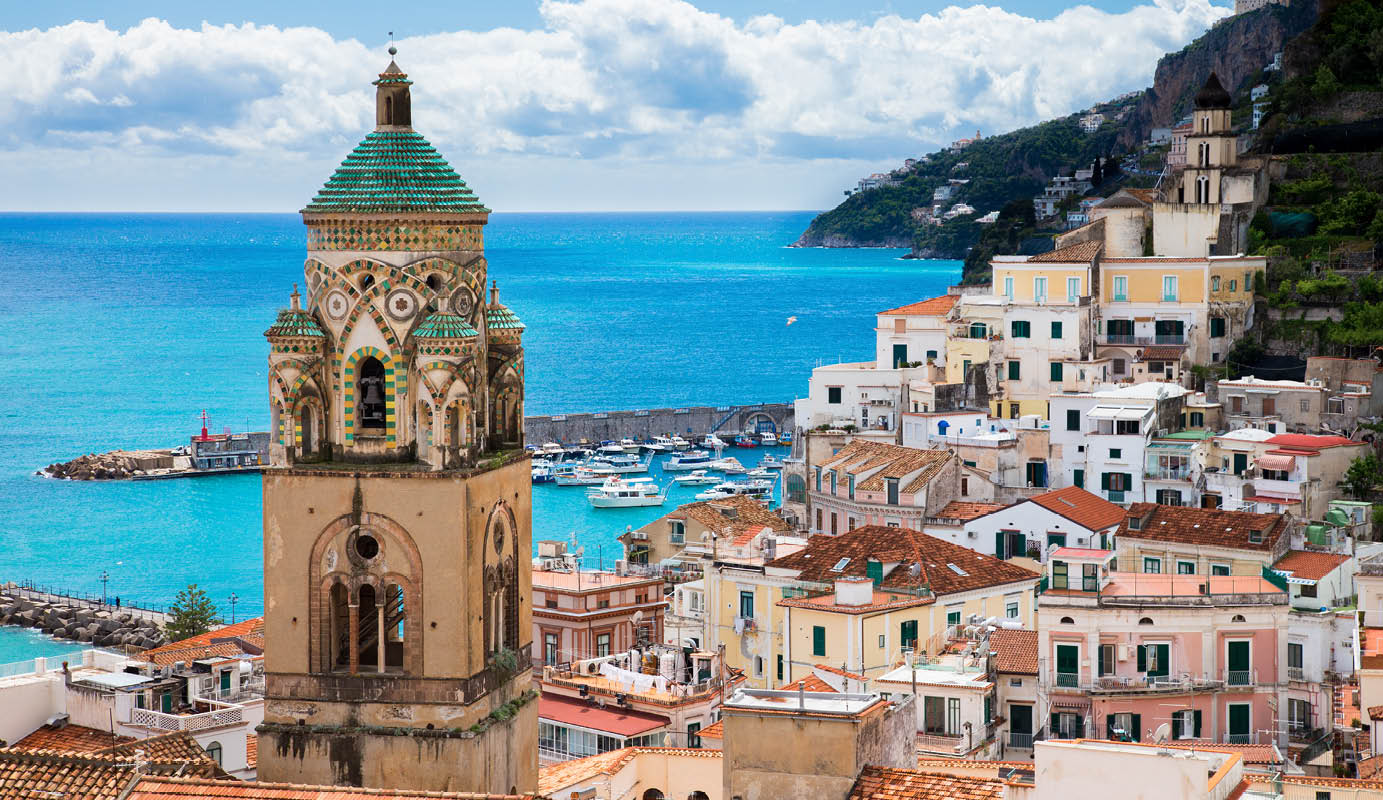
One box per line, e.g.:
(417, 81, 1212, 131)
(258, 50, 536, 794)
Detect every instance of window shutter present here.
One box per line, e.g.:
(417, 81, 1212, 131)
(1194, 710, 1203, 738)
(1106, 715, 1116, 739)
(1137, 645, 1146, 672)
(996, 532, 1006, 558)
(1171, 714, 1183, 741)
(1098, 645, 1107, 675)
(1124, 473, 1134, 490)
(1101, 472, 1110, 491)
(1130, 714, 1141, 741)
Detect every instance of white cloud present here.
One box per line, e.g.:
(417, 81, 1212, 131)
(0, 0, 1230, 209)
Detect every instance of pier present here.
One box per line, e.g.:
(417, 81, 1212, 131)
(524, 402, 795, 444)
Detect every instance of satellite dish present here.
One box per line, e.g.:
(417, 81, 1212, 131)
(908, 563, 922, 579)
(632, 610, 644, 624)
(1152, 722, 1171, 745)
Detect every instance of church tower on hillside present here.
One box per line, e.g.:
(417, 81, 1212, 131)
(256, 50, 536, 794)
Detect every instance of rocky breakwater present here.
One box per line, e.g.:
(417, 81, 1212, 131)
(42, 449, 177, 481)
(0, 593, 167, 650)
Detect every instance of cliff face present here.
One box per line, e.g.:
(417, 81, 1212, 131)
(1119, 2, 1318, 147)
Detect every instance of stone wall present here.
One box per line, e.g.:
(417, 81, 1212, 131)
(0, 593, 166, 650)
(524, 403, 795, 444)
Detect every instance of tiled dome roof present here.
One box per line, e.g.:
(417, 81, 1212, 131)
(1194, 73, 1232, 109)
(486, 305, 524, 331)
(264, 309, 325, 338)
(413, 312, 479, 339)
(303, 130, 487, 214)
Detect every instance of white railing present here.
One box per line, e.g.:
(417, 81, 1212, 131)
(1288, 666, 1305, 682)
(130, 705, 243, 732)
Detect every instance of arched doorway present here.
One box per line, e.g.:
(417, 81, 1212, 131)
(641, 790, 664, 800)
(357, 357, 387, 430)
(299, 403, 316, 455)
(329, 582, 349, 670)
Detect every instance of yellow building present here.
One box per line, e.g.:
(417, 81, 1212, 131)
(706, 525, 1038, 689)
(1112, 503, 1291, 578)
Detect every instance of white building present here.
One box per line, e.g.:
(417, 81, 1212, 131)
(1049, 382, 1189, 504)
(956, 486, 1126, 563)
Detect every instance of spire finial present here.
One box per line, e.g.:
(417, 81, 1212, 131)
(290, 283, 301, 311)
(388, 31, 396, 57)
(490, 280, 498, 305)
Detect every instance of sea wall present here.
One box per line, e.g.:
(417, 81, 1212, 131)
(524, 402, 795, 445)
(0, 592, 166, 650)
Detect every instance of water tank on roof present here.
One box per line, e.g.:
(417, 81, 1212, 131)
(1306, 524, 1329, 546)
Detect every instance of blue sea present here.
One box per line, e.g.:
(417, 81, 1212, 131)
(0, 211, 959, 659)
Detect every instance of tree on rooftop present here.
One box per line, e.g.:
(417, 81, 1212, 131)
(1343, 453, 1383, 501)
(165, 584, 222, 642)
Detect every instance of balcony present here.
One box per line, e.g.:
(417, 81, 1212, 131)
(1145, 468, 1191, 481)
(1055, 672, 1080, 688)
(1289, 666, 1305, 682)
(1099, 334, 1187, 347)
(130, 705, 244, 732)
(1225, 669, 1255, 687)
(735, 616, 756, 633)
(1088, 674, 1223, 694)
(1008, 731, 1035, 749)
(917, 732, 968, 754)
(1222, 732, 1260, 745)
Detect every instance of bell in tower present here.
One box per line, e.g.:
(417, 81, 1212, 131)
(258, 49, 535, 794)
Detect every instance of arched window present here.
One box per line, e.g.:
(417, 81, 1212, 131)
(205, 741, 222, 765)
(1060, 616, 1075, 625)
(385, 583, 406, 670)
(1196, 175, 1211, 204)
(358, 583, 380, 672)
(329, 582, 350, 670)
(1231, 614, 1246, 623)
(1139, 617, 1154, 625)
(1199, 142, 1210, 168)
(299, 403, 316, 454)
(484, 505, 519, 656)
(642, 790, 665, 800)
(384, 96, 394, 123)
(357, 357, 387, 430)
(360, 274, 375, 292)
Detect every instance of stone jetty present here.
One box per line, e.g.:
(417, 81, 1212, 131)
(0, 592, 167, 650)
(41, 449, 178, 481)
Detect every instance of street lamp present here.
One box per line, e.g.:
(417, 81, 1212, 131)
(229, 593, 239, 625)
(99, 571, 109, 606)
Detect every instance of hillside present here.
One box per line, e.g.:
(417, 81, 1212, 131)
(794, 2, 1318, 281)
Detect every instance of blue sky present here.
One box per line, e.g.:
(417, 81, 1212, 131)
(0, 0, 1230, 211)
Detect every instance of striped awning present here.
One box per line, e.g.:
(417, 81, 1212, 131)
(1256, 454, 1296, 471)
(1050, 695, 1091, 709)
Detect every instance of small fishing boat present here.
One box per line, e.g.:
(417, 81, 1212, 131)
(747, 468, 773, 478)
(587, 477, 666, 508)
(733, 434, 758, 448)
(670, 435, 691, 450)
(759, 432, 778, 446)
(619, 438, 641, 453)
(588, 453, 652, 475)
(673, 470, 719, 485)
(554, 465, 607, 486)
(778, 430, 793, 445)
(664, 450, 716, 471)
(702, 434, 727, 449)
(532, 462, 556, 483)
(564, 446, 594, 460)
(539, 442, 566, 457)
(597, 441, 625, 456)
(710, 457, 747, 475)
(759, 455, 784, 470)
(695, 478, 774, 501)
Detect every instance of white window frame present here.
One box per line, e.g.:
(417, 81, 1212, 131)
(1112, 275, 1128, 302)
(1162, 275, 1178, 302)
(1004, 276, 1014, 300)
(1034, 276, 1048, 304)
(1067, 276, 1080, 303)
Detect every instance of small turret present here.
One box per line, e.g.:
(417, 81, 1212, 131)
(375, 47, 412, 128)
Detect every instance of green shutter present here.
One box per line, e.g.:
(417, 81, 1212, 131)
(1130, 714, 1141, 741)
(812, 626, 826, 657)
(1137, 645, 1146, 672)
(866, 560, 883, 585)
(1050, 362, 1063, 381)
(1097, 645, 1107, 675)
(1074, 469, 1085, 489)
(1124, 473, 1134, 491)
(1194, 710, 1203, 738)
(1009, 360, 1020, 380)
(1106, 715, 1116, 739)
(996, 532, 1006, 558)
(1052, 321, 1062, 338)
(1101, 472, 1110, 490)
(1171, 714, 1183, 740)
(777, 654, 784, 681)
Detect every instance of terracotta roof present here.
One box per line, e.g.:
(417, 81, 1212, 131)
(820, 440, 955, 494)
(538, 747, 722, 795)
(539, 693, 669, 737)
(672, 494, 793, 546)
(1370, 705, 1383, 721)
(767, 525, 1038, 598)
(1281, 775, 1383, 791)
(880, 295, 959, 316)
(1273, 550, 1351, 582)
(988, 629, 1038, 675)
(0, 749, 220, 800)
(697, 720, 723, 739)
(1153, 741, 1282, 765)
(1359, 754, 1383, 779)
(141, 618, 265, 666)
(1026, 486, 1125, 531)
(782, 673, 837, 692)
(1127, 189, 1160, 204)
(12, 724, 132, 753)
(245, 734, 256, 769)
(1116, 504, 1286, 552)
(815, 663, 868, 681)
(848, 765, 1004, 800)
(1139, 345, 1187, 361)
(126, 776, 536, 799)
(932, 501, 1005, 522)
(98, 731, 215, 763)
(1267, 433, 1359, 449)
(1026, 241, 1102, 264)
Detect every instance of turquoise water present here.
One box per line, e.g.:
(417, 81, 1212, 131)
(2, 211, 959, 629)
(0, 627, 90, 671)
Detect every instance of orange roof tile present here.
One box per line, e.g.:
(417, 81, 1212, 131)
(768, 525, 1039, 598)
(13, 724, 133, 754)
(1027, 241, 1102, 264)
(97, 731, 215, 764)
(0, 749, 220, 800)
(538, 747, 722, 795)
(988, 629, 1038, 675)
(779, 588, 932, 615)
(782, 674, 837, 692)
(1027, 486, 1125, 531)
(141, 617, 265, 666)
(1116, 504, 1286, 552)
(697, 720, 723, 740)
(1273, 550, 1351, 582)
(880, 295, 959, 316)
(821, 440, 955, 495)
(1147, 740, 1282, 765)
(1267, 433, 1359, 449)
(848, 765, 1004, 800)
(815, 663, 868, 681)
(1370, 705, 1383, 721)
(245, 734, 257, 769)
(670, 494, 794, 546)
(126, 776, 537, 799)
(932, 501, 1005, 522)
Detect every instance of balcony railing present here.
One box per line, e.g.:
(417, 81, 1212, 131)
(1099, 334, 1187, 347)
(1289, 666, 1305, 682)
(1055, 672, 1080, 688)
(917, 732, 967, 754)
(1009, 731, 1035, 749)
(1145, 468, 1191, 481)
(1223, 732, 1258, 744)
(130, 705, 244, 732)
(1226, 669, 1254, 687)
(1089, 674, 1223, 693)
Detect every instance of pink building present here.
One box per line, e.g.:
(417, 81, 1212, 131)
(532, 569, 665, 667)
(1038, 548, 1290, 747)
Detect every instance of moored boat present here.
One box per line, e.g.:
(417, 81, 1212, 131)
(664, 450, 715, 471)
(554, 465, 607, 486)
(673, 470, 719, 485)
(587, 477, 666, 508)
(759, 431, 778, 446)
(694, 478, 774, 501)
(733, 434, 758, 448)
(709, 457, 747, 474)
(759, 455, 784, 470)
(588, 453, 652, 474)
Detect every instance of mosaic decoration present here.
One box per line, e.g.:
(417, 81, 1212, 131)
(342, 346, 398, 446)
(385, 288, 419, 320)
(324, 290, 351, 320)
(306, 221, 484, 252)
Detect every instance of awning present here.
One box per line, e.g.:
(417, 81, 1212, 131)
(539, 693, 670, 737)
(1050, 695, 1091, 710)
(1256, 454, 1296, 471)
(1088, 406, 1149, 421)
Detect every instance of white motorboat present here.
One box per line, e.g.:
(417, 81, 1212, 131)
(642, 436, 676, 453)
(670, 435, 691, 450)
(539, 442, 566, 457)
(588, 453, 652, 475)
(710, 457, 747, 475)
(758, 431, 778, 446)
(694, 478, 774, 501)
(673, 470, 720, 485)
(564, 446, 594, 460)
(619, 438, 641, 453)
(759, 455, 784, 470)
(747, 468, 773, 478)
(702, 434, 727, 449)
(664, 450, 716, 471)
(554, 465, 607, 486)
(532, 462, 556, 483)
(597, 441, 625, 456)
(587, 477, 666, 508)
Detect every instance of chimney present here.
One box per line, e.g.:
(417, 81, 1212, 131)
(835, 576, 873, 607)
